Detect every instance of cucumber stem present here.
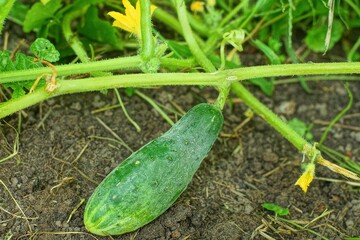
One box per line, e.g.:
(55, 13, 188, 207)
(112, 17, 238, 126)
(231, 82, 307, 151)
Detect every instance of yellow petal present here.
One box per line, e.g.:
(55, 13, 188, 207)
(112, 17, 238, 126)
(124, 0, 138, 20)
(295, 163, 315, 193)
(108, 11, 126, 21)
(108, 0, 157, 38)
(108, 11, 134, 33)
(150, 5, 157, 14)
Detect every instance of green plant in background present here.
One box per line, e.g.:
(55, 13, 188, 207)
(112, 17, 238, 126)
(261, 203, 290, 217)
(1, 0, 360, 236)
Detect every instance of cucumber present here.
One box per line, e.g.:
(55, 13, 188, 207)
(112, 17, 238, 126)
(84, 103, 223, 236)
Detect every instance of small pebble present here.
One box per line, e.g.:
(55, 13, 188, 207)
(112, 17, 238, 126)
(277, 101, 296, 115)
(171, 230, 181, 238)
(70, 102, 82, 111)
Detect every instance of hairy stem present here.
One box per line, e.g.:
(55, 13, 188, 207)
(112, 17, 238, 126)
(62, 8, 90, 63)
(140, 0, 155, 61)
(231, 82, 307, 151)
(175, 0, 216, 72)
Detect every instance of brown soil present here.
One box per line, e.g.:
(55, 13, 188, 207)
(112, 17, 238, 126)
(1, 80, 360, 240)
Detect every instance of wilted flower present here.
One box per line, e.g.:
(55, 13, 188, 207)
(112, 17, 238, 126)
(295, 163, 315, 192)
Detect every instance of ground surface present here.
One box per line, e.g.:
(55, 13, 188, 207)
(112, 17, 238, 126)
(1, 79, 360, 240)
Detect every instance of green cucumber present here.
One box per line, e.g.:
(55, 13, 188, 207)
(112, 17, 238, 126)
(84, 103, 223, 236)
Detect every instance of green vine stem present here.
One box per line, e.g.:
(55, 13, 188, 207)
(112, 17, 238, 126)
(318, 82, 353, 145)
(0, 72, 222, 119)
(214, 82, 231, 110)
(2, 61, 359, 84)
(139, 0, 155, 61)
(231, 82, 307, 151)
(62, 8, 91, 63)
(153, 7, 204, 46)
(0, 57, 196, 84)
(1, 62, 360, 119)
(174, 0, 216, 72)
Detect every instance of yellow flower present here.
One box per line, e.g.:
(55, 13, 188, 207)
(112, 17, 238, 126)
(295, 163, 315, 192)
(191, 1, 205, 12)
(108, 0, 156, 39)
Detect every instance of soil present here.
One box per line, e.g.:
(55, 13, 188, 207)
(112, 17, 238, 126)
(1, 17, 360, 240)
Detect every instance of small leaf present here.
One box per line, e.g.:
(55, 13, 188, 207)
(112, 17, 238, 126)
(288, 118, 314, 142)
(305, 20, 344, 53)
(261, 203, 290, 216)
(0, 50, 42, 72)
(249, 78, 274, 96)
(167, 40, 193, 59)
(8, 1, 29, 25)
(30, 38, 60, 62)
(78, 6, 122, 49)
(124, 87, 135, 97)
(252, 39, 282, 65)
(0, 50, 43, 98)
(23, 0, 62, 33)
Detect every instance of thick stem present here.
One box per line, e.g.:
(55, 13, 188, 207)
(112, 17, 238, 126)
(175, 0, 216, 72)
(140, 0, 155, 61)
(0, 56, 142, 83)
(0, 72, 224, 119)
(231, 82, 307, 151)
(62, 8, 90, 63)
(2, 61, 359, 84)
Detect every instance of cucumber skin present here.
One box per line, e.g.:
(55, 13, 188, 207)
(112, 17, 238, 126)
(84, 103, 223, 236)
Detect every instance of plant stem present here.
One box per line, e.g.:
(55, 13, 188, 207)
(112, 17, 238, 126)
(319, 83, 353, 145)
(0, 72, 224, 119)
(0, 56, 142, 83)
(135, 90, 174, 126)
(214, 82, 231, 110)
(231, 82, 307, 151)
(175, 0, 216, 72)
(114, 89, 141, 132)
(140, 0, 155, 61)
(62, 8, 90, 63)
(1, 62, 360, 84)
(219, 0, 248, 28)
(153, 7, 205, 46)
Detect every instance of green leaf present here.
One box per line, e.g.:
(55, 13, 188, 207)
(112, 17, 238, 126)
(124, 87, 136, 97)
(0, 50, 43, 98)
(249, 78, 274, 96)
(62, 0, 106, 14)
(261, 203, 290, 216)
(0, 50, 42, 72)
(167, 40, 193, 59)
(0, 0, 16, 34)
(23, 0, 62, 33)
(288, 118, 314, 142)
(78, 6, 122, 49)
(305, 20, 344, 53)
(8, 1, 29, 25)
(252, 39, 282, 65)
(30, 38, 60, 62)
